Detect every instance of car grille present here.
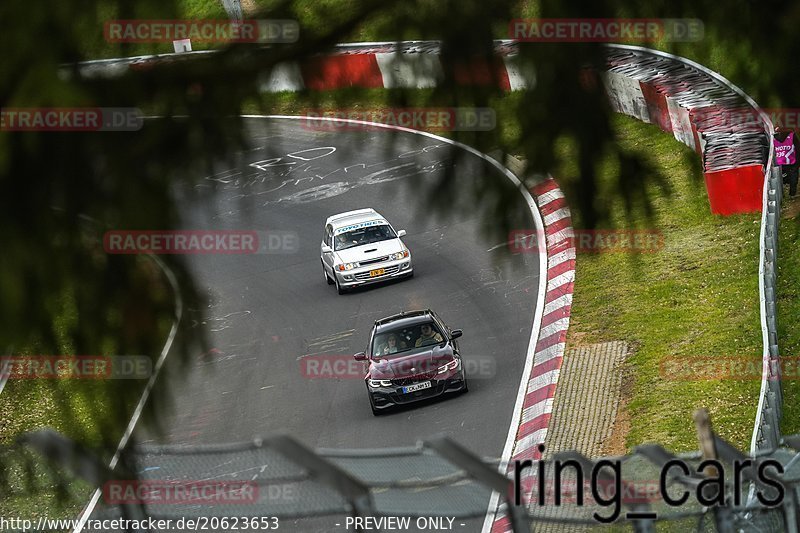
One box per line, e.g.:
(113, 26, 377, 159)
(354, 264, 400, 281)
(359, 255, 390, 267)
(391, 372, 437, 387)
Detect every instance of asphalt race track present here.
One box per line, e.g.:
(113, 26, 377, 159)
(85, 117, 542, 532)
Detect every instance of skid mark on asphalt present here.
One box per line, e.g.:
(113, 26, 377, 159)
(195, 342, 261, 372)
(503, 275, 537, 299)
(344, 163, 366, 172)
(466, 267, 506, 295)
(198, 141, 452, 216)
(271, 181, 353, 205)
(267, 162, 428, 205)
(297, 329, 356, 358)
(198, 463, 271, 481)
(200, 168, 242, 185)
(469, 266, 504, 283)
(168, 403, 220, 442)
(359, 162, 418, 185)
(192, 310, 252, 332)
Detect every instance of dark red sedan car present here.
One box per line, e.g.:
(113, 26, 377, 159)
(354, 309, 468, 415)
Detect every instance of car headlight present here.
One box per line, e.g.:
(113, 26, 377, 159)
(391, 250, 410, 261)
(368, 379, 393, 388)
(437, 359, 460, 374)
(337, 263, 357, 271)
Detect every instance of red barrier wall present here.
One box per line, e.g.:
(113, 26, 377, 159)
(633, 82, 764, 215)
(300, 55, 384, 90)
(703, 165, 765, 215)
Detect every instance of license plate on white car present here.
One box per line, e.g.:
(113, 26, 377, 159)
(402, 381, 432, 394)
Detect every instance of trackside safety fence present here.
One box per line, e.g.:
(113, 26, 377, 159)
(5, 426, 800, 532)
(754, 163, 783, 452)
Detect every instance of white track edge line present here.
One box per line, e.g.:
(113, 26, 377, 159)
(73, 254, 183, 533)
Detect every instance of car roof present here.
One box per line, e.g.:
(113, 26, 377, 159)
(326, 208, 386, 232)
(374, 310, 436, 333)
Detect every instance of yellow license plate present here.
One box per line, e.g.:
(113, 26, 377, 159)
(369, 268, 385, 277)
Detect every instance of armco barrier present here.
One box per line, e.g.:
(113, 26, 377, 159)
(603, 45, 769, 215)
(752, 164, 783, 455)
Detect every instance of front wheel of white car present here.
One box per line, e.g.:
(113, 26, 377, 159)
(335, 277, 346, 295)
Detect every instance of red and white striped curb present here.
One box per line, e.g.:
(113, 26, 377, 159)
(487, 176, 575, 533)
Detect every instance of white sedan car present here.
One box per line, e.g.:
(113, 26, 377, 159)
(321, 208, 413, 294)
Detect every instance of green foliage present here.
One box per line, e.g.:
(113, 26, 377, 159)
(563, 116, 762, 452)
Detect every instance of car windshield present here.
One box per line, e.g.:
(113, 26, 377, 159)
(334, 224, 396, 251)
(371, 322, 445, 359)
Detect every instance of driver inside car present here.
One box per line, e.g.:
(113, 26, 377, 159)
(379, 333, 406, 355)
(415, 323, 444, 347)
(335, 234, 349, 249)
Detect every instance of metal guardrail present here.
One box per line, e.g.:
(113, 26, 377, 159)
(752, 160, 783, 454)
(0, 350, 12, 396)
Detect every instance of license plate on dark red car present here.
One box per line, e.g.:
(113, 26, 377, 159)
(402, 381, 432, 394)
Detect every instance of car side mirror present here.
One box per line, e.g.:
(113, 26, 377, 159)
(353, 352, 367, 361)
(450, 329, 463, 340)
(321, 244, 332, 253)
(397, 229, 406, 238)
